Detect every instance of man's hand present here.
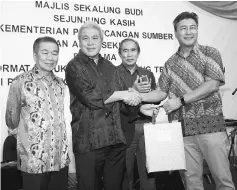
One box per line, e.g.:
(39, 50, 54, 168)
(140, 104, 160, 117)
(163, 97, 182, 114)
(123, 90, 142, 106)
(132, 75, 151, 93)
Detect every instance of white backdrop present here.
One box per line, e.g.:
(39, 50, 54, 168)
(1, 1, 237, 172)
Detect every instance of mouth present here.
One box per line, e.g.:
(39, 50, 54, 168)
(87, 48, 96, 51)
(184, 37, 193, 40)
(45, 63, 55, 66)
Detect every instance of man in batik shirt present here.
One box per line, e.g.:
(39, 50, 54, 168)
(5, 36, 70, 190)
(136, 12, 235, 190)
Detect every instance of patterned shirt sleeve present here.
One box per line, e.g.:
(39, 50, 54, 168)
(65, 62, 105, 110)
(158, 62, 171, 93)
(5, 78, 21, 130)
(204, 47, 225, 86)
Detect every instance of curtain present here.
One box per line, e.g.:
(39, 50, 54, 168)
(190, 1, 237, 20)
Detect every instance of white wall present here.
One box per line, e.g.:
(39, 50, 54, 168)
(1, 1, 237, 172)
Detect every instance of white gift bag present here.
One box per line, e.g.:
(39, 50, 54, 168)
(144, 121, 186, 173)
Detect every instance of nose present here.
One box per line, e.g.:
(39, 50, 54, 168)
(186, 27, 192, 34)
(46, 53, 54, 60)
(127, 50, 132, 56)
(87, 38, 94, 46)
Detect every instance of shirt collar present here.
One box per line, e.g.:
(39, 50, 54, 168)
(121, 63, 138, 75)
(192, 42, 200, 54)
(176, 42, 200, 57)
(32, 65, 57, 83)
(77, 49, 103, 64)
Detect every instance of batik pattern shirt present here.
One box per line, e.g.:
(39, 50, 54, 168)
(5, 66, 70, 173)
(158, 43, 226, 136)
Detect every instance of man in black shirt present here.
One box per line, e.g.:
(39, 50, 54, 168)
(65, 22, 159, 190)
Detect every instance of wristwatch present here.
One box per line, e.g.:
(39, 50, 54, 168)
(180, 96, 186, 106)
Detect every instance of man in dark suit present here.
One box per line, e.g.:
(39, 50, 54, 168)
(118, 38, 157, 190)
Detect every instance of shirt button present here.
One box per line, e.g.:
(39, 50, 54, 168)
(105, 112, 108, 116)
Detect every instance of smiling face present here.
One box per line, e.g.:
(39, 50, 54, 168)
(119, 40, 140, 67)
(33, 41, 59, 75)
(79, 27, 102, 59)
(175, 18, 198, 48)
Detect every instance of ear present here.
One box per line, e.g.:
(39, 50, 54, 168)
(174, 30, 178, 39)
(33, 52, 37, 62)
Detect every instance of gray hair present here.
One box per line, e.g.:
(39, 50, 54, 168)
(78, 21, 104, 41)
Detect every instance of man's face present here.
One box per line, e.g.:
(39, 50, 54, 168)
(119, 41, 140, 67)
(175, 18, 198, 48)
(34, 42, 59, 73)
(79, 27, 102, 58)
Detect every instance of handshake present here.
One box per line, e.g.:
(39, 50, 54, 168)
(123, 88, 143, 106)
(122, 88, 160, 117)
(123, 75, 152, 106)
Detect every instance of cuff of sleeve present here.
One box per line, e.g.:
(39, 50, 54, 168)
(102, 90, 114, 117)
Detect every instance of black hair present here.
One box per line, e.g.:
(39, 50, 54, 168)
(118, 38, 141, 55)
(33, 36, 59, 53)
(173, 12, 198, 31)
